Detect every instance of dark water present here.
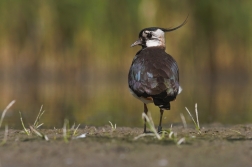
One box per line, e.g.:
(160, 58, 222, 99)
(1, 74, 252, 129)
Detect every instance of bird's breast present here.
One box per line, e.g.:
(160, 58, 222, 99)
(128, 47, 179, 99)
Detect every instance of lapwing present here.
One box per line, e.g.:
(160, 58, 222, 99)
(128, 18, 187, 133)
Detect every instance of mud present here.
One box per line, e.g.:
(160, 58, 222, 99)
(0, 124, 252, 167)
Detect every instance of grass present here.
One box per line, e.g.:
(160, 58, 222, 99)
(72, 123, 81, 136)
(142, 112, 161, 139)
(0, 100, 15, 145)
(0, 125, 8, 146)
(18, 105, 85, 142)
(108, 121, 117, 132)
(134, 103, 203, 144)
(19, 105, 49, 140)
(228, 128, 242, 135)
(19, 111, 31, 136)
(134, 112, 161, 140)
(185, 103, 201, 134)
(1, 101, 249, 150)
(0, 100, 15, 128)
(63, 119, 84, 142)
(63, 119, 70, 143)
(29, 126, 49, 141)
(33, 105, 45, 129)
(134, 112, 186, 145)
(180, 113, 187, 128)
(19, 107, 82, 142)
(0, 101, 203, 146)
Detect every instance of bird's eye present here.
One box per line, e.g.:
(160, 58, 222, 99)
(144, 31, 152, 38)
(147, 33, 152, 38)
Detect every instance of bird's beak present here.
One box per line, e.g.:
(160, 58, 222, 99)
(131, 39, 142, 47)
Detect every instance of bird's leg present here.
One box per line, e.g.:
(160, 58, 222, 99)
(158, 109, 164, 133)
(143, 103, 148, 133)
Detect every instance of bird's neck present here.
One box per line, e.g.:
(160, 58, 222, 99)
(145, 38, 166, 49)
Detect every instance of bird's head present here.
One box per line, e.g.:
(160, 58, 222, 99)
(131, 17, 188, 49)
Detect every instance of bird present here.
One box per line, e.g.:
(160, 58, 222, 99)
(128, 18, 187, 133)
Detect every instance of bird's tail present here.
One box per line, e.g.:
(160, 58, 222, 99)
(153, 98, 171, 110)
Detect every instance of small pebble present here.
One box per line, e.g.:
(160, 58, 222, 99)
(158, 159, 168, 166)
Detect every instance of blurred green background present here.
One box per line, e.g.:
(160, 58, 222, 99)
(0, 0, 252, 128)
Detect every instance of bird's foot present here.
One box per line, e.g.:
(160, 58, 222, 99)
(157, 126, 162, 133)
(143, 130, 153, 134)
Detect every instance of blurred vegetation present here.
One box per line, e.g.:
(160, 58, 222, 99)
(0, 0, 252, 128)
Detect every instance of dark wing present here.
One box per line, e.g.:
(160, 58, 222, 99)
(128, 47, 179, 108)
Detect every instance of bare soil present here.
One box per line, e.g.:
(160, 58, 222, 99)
(0, 124, 252, 167)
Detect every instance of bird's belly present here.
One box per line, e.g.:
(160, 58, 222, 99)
(129, 88, 153, 104)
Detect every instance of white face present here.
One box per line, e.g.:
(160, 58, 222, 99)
(142, 29, 166, 47)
